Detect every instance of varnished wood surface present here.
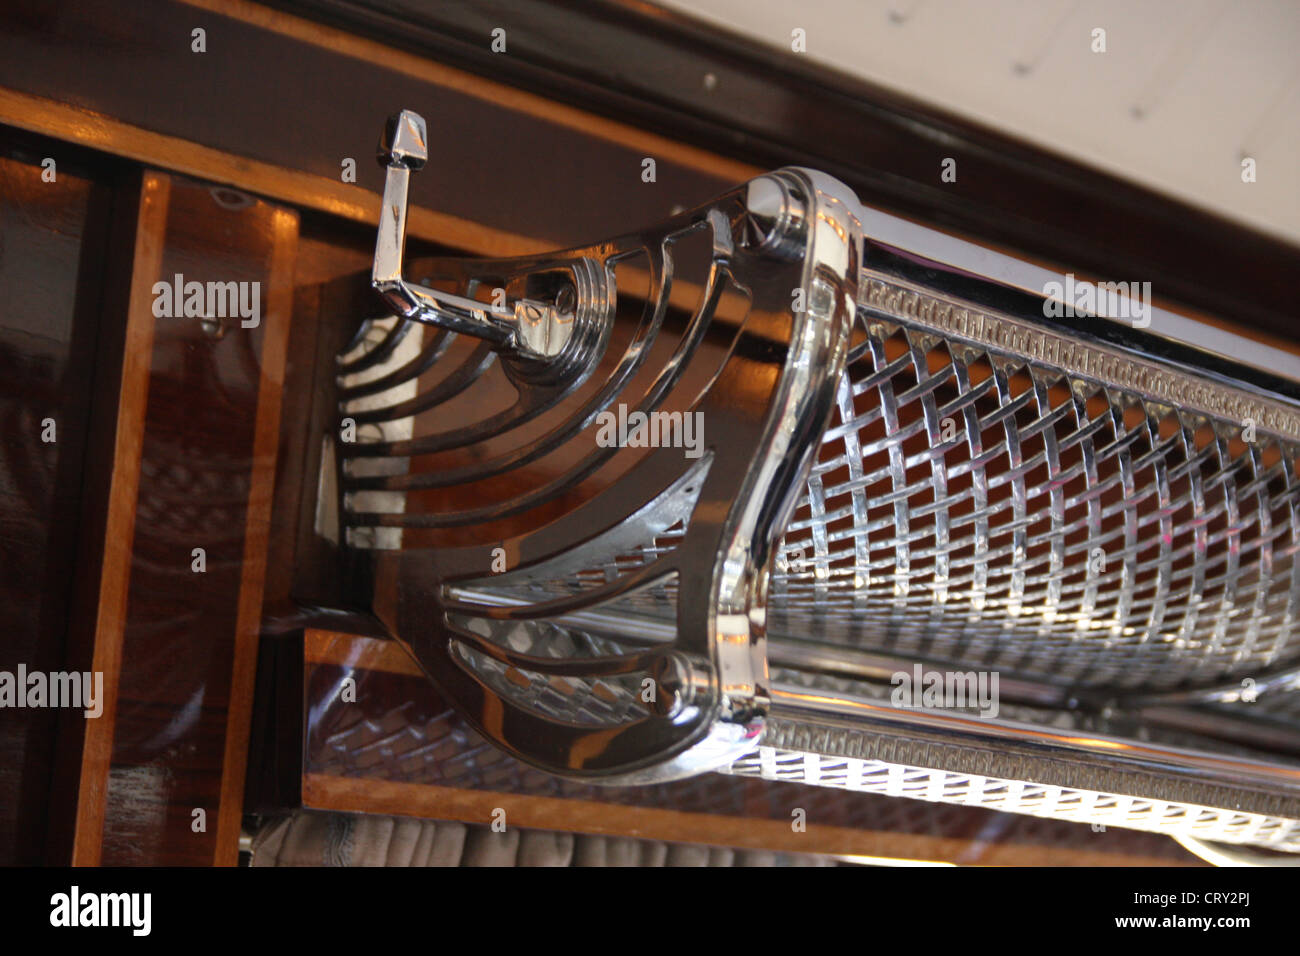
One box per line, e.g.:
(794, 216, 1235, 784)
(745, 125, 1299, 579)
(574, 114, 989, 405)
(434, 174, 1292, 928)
(181, 0, 756, 185)
(304, 629, 421, 677)
(214, 207, 298, 866)
(56, 174, 301, 866)
(0, 87, 550, 260)
(303, 774, 1197, 867)
(0, 1, 747, 252)
(72, 172, 172, 866)
(0, 145, 122, 865)
(289, 631, 1202, 866)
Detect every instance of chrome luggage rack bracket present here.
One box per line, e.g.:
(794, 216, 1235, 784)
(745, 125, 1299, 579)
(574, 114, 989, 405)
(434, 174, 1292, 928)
(331, 109, 1300, 849)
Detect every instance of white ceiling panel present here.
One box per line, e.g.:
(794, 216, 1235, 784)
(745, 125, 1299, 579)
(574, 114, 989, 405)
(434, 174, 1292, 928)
(658, 0, 1300, 245)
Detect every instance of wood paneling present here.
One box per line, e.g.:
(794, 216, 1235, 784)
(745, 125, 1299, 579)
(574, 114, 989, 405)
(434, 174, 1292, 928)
(302, 774, 1194, 867)
(0, 0, 746, 252)
(0, 146, 121, 865)
(214, 207, 298, 866)
(0, 87, 548, 260)
(70, 172, 170, 865)
(61, 173, 301, 865)
(286, 631, 1202, 866)
(182, 0, 755, 184)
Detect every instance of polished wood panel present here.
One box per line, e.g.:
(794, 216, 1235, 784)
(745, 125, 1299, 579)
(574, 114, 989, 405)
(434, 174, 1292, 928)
(283, 631, 1201, 866)
(0, 0, 745, 251)
(0, 89, 547, 260)
(303, 774, 1192, 867)
(214, 207, 298, 866)
(182, 0, 755, 184)
(261, 215, 398, 625)
(71, 172, 172, 866)
(304, 629, 420, 677)
(0, 144, 123, 865)
(58, 174, 302, 865)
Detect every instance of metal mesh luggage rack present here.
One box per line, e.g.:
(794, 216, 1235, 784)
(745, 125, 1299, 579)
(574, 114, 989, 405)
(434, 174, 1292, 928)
(771, 281, 1300, 692)
(323, 110, 1300, 852)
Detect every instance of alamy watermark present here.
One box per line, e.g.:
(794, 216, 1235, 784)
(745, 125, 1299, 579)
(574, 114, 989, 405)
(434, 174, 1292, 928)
(152, 273, 260, 328)
(890, 664, 1000, 719)
(1042, 273, 1151, 329)
(0, 666, 103, 718)
(595, 404, 704, 459)
(50, 886, 150, 936)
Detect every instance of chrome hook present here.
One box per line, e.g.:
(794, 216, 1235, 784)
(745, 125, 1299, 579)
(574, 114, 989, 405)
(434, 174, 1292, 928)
(371, 109, 575, 359)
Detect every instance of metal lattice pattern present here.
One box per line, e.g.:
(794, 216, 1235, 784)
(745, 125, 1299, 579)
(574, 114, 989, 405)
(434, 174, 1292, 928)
(449, 618, 650, 727)
(770, 318, 1300, 690)
(472, 524, 686, 610)
(725, 747, 1300, 850)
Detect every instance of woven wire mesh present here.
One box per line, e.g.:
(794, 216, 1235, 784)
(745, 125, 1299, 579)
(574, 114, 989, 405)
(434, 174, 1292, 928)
(770, 317, 1300, 691)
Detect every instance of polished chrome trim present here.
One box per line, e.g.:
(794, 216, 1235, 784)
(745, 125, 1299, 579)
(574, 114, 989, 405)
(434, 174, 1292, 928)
(768, 685, 1300, 805)
(859, 270, 1300, 442)
(862, 206, 1300, 387)
(357, 134, 865, 781)
(353, 135, 1300, 842)
(372, 109, 580, 361)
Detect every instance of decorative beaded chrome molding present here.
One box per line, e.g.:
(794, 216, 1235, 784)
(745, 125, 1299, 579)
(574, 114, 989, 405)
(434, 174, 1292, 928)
(725, 746, 1300, 850)
(859, 272, 1300, 442)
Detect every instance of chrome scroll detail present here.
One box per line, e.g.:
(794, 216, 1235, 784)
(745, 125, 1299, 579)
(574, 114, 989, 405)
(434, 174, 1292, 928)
(349, 110, 861, 783)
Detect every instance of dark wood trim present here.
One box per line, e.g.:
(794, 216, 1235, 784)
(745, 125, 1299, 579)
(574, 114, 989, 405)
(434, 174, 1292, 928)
(1, 135, 141, 866)
(304, 630, 419, 676)
(179, 0, 756, 183)
(243, 632, 306, 817)
(0, 89, 548, 259)
(0, 0, 747, 252)
(272, 0, 1300, 341)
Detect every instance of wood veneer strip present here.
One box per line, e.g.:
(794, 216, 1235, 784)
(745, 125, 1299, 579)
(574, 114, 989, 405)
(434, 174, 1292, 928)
(304, 629, 423, 677)
(213, 206, 301, 866)
(72, 171, 172, 867)
(0, 87, 548, 258)
(176, 0, 758, 186)
(301, 773, 1193, 867)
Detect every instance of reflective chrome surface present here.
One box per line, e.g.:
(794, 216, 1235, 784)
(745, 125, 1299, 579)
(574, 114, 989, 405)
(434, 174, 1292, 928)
(351, 111, 861, 782)
(372, 109, 580, 362)
(348, 110, 1300, 847)
(771, 268, 1300, 692)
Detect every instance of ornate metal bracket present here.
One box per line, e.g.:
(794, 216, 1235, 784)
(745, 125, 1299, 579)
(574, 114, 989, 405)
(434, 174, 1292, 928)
(353, 109, 862, 782)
